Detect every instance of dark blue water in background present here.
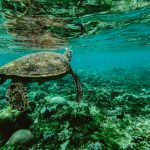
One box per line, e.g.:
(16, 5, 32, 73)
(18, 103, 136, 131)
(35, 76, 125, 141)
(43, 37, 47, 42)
(0, 6, 150, 73)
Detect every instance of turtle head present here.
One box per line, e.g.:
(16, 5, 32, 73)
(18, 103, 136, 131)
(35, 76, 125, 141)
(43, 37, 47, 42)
(64, 47, 72, 62)
(0, 74, 6, 85)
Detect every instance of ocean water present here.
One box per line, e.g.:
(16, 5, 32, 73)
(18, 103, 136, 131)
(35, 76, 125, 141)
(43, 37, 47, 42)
(0, 2, 150, 150)
(0, 6, 150, 72)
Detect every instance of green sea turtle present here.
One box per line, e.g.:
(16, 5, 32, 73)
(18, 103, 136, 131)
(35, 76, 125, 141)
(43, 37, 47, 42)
(0, 48, 83, 111)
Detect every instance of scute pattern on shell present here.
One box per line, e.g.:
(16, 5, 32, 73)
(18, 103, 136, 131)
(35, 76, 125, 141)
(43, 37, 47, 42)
(6, 82, 29, 111)
(0, 52, 69, 77)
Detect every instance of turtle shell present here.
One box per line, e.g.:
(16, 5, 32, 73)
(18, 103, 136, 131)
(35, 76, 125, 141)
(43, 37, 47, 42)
(0, 52, 70, 77)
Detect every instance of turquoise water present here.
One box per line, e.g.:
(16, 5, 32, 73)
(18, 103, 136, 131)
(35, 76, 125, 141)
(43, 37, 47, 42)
(0, 6, 150, 72)
(0, 3, 150, 150)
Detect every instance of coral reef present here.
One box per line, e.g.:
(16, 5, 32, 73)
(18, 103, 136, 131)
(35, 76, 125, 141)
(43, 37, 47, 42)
(0, 1, 149, 149)
(0, 107, 21, 137)
(0, 67, 149, 149)
(6, 129, 34, 146)
(6, 82, 29, 111)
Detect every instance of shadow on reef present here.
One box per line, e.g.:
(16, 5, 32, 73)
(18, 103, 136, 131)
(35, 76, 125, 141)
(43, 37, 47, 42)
(0, 67, 149, 149)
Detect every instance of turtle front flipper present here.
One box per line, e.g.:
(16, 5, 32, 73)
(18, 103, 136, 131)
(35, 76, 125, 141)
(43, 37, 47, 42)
(0, 74, 6, 85)
(70, 68, 83, 102)
(6, 81, 29, 111)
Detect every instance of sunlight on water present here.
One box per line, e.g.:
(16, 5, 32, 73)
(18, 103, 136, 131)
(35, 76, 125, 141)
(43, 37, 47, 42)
(70, 9, 150, 72)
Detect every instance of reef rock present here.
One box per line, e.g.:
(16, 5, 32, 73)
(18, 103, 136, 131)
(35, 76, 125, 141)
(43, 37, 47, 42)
(0, 107, 21, 137)
(6, 129, 34, 146)
(45, 96, 67, 105)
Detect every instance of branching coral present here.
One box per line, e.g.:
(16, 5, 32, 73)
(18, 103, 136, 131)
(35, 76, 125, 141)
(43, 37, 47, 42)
(6, 82, 29, 111)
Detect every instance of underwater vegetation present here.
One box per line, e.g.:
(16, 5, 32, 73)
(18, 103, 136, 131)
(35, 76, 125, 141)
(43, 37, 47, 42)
(0, 0, 150, 150)
(0, 68, 150, 149)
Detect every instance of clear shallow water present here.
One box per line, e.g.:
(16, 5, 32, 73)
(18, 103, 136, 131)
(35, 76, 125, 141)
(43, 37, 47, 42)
(0, 4, 150, 149)
(0, 6, 150, 72)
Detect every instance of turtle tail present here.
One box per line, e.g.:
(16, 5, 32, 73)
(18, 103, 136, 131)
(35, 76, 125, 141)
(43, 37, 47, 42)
(6, 81, 29, 111)
(70, 68, 83, 102)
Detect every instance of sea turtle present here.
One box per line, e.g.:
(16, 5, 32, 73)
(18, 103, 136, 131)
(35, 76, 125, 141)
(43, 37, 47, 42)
(0, 48, 83, 111)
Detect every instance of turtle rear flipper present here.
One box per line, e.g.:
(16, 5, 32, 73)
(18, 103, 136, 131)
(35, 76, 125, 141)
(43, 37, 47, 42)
(70, 68, 83, 102)
(6, 82, 29, 111)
